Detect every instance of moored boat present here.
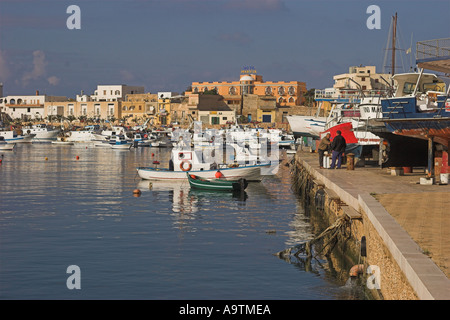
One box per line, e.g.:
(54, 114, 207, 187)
(0, 130, 35, 143)
(23, 124, 60, 142)
(187, 173, 248, 191)
(137, 148, 271, 181)
(0, 136, 16, 150)
(110, 135, 133, 149)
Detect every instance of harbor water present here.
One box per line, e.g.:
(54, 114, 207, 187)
(0, 144, 363, 299)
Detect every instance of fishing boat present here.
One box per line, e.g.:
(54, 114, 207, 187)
(131, 133, 152, 147)
(137, 148, 271, 181)
(109, 135, 133, 149)
(0, 136, 15, 150)
(187, 173, 248, 192)
(23, 124, 60, 142)
(66, 125, 99, 142)
(0, 130, 35, 143)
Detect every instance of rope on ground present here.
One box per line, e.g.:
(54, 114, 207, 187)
(274, 214, 351, 259)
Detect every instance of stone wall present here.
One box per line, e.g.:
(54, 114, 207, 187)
(291, 154, 419, 299)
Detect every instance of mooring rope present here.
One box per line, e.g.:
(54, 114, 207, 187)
(274, 215, 351, 259)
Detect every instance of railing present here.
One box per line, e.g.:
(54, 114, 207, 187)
(416, 38, 450, 60)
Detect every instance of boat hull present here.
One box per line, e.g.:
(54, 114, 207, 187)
(187, 174, 248, 191)
(287, 115, 326, 139)
(0, 143, 15, 150)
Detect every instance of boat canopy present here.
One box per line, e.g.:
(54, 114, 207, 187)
(392, 72, 446, 97)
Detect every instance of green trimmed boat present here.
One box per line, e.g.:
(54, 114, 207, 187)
(187, 173, 248, 192)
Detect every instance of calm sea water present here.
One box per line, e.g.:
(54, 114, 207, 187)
(0, 143, 361, 300)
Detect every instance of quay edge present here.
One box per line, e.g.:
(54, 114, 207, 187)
(290, 150, 450, 300)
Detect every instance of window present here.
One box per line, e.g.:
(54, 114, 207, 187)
(288, 86, 295, 96)
(27, 108, 31, 112)
(403, 82, 416, 95)
(222, 117, 227, 121)
(361, 77, 365, 81)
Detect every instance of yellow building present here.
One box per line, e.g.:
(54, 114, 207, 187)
(121, 93, 158, 123)
(190, 70, 307, 107)
(43, 100, 121, 121)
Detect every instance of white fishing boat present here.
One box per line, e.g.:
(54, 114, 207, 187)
(131, 133, 152, 147)
(66, 125, 99, 142)
(0, 130, 35, 143)
(51, 138, 74, 145)
(287, 115, 327, 139)
(137, 148, 271, 181)
(92, 126, 128, 141)
(110, 135, 133, 149)
(0, 136, 16, 150)
(23, 124, 60, 142)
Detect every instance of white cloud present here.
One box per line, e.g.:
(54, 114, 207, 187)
(47, 76, 60, 86)
(22, 50, 47, 86)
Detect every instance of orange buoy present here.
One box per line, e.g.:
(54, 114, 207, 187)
(133, 189, 141, 197)
(76, 156, 79, 160)
(45, 157, 48, 161)
(215, 170, 224, 178)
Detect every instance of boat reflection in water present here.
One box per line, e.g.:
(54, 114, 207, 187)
(136, 180, 248, 217)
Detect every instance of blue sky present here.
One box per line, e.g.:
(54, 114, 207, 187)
(0, 0, 449, 98)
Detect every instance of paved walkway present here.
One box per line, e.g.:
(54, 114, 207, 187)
(293, 150, 450, 298)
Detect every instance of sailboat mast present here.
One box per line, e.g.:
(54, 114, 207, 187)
(391, 13, 397, 76)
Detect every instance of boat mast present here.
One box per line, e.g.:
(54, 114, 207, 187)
(391, 13, 397, 76)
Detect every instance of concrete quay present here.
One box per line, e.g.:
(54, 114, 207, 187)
(292, 150, 450, 300)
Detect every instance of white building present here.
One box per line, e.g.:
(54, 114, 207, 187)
(158, 92, 179, 99)
(91, 85, 145, 102)
(0, 91, 67, 120)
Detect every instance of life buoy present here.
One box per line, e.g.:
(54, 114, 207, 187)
(180, 160, 192, 171)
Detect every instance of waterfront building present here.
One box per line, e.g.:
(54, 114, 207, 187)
(189, 71, 307, 107)
(315, 66, 391, 103)
(0, 91, 67, 121)
(121, 93, 158, 124)
(43, 100, 121, 122)
(90, 85, 145, 102)
(314, 65, 393, 116)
